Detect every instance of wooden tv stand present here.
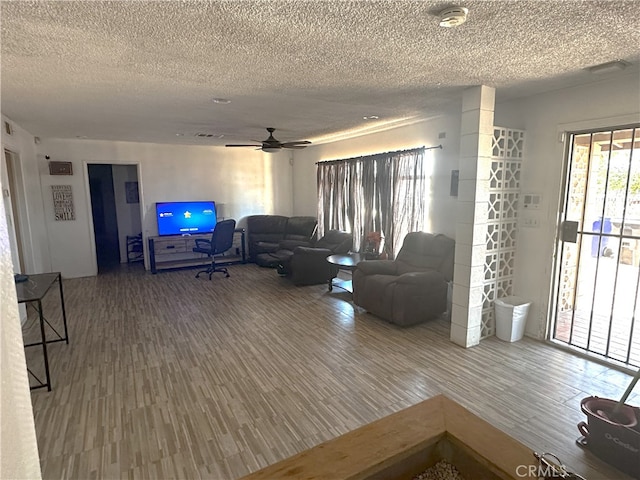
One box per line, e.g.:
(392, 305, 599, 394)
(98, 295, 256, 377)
(148, 228, 246, 273)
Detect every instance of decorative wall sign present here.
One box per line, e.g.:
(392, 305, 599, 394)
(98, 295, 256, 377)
(49, 161, 73, 175)
(125, 181, 139, 203)
(51, 185, 75, 221)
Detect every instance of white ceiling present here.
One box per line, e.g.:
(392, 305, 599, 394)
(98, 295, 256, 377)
(1, 1, 639, 147)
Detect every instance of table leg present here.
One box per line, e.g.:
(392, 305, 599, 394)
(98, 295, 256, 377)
(57, 273, 69, 344)
(38, 299, 52, 391)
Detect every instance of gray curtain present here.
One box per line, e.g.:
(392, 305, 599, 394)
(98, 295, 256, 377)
(317, 147, 426, 257)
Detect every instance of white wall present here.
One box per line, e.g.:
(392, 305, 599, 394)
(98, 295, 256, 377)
(34, 138, 294, 277)
(292, 114, 462, 238)
(494, 73, 640, 339)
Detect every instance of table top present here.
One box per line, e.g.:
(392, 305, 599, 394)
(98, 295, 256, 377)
(326, 253, 365, 269)
(15, 272, 61, 303)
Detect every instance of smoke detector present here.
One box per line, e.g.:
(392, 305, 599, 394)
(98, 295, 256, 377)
(439, 7, 469, 27)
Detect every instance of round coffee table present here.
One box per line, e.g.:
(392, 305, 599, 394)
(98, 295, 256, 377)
(326, 253, 365, 293)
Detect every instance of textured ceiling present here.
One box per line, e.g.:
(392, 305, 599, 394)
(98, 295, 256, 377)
(1, 0, 639, 147)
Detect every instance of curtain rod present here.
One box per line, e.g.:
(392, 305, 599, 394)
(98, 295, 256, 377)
(315, 144, 442, 165)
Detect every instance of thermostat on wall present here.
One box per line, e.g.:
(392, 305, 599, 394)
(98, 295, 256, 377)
(49, 161, 73, 175)
(523, 193, 541, 210)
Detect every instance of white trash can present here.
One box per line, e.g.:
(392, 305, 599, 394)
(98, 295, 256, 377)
(495, 296, 531, 342)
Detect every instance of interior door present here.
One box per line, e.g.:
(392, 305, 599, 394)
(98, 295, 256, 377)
(2, 149, 25, 272)
(552, 126, 640, 367)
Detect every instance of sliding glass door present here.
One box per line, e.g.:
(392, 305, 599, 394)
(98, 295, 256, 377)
(552, 126, 640, 367)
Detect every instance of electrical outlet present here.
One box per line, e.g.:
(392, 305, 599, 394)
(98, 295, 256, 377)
(522, 216, 540, 228)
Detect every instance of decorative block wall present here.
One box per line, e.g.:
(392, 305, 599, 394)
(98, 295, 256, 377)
(481, 127, 524, 338)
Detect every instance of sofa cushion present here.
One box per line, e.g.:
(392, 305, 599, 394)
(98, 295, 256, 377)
(284, 216, 317, 243)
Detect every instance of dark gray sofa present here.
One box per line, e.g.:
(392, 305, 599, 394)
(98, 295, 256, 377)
(246, 215, 317, 266)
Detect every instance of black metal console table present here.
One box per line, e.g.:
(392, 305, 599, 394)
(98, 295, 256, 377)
(15, 272, 70, 391)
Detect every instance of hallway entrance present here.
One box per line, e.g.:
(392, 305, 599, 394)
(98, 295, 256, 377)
(87, 164, 141, 274)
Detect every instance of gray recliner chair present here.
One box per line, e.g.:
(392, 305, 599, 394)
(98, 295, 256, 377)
(352, 232, 454, 326)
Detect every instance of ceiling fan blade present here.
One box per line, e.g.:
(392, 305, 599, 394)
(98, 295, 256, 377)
(225, 144, 262, 147)
(280, 141, 311, 148)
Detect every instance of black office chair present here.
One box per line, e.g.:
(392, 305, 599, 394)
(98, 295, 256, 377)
(193, 218, 237, 280)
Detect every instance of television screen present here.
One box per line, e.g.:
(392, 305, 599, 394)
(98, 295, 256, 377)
(156, 201, 217, 236)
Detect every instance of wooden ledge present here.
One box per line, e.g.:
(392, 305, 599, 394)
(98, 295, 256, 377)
(240, 395, 537, 480)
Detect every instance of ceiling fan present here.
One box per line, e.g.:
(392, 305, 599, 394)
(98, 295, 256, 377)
(225, 127, 311, 153)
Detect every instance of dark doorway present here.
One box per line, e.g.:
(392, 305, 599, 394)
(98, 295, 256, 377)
(88, 164, 121, 273)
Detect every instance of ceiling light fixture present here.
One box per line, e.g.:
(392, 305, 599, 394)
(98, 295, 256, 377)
(586, 60, 629, 74)
(363, 115, 379, 120)
(438, 7, 469, 27)
(262, 147, 281, 153)
(212, 97, 231, 104)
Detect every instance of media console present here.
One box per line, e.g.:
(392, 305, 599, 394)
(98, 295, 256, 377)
(148, 228, 246, 274)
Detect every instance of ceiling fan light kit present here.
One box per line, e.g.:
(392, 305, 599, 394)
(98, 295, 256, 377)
(438, 7, 469, 27)
(225, 127, 311, 153)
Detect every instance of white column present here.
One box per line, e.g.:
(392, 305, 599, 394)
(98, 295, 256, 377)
(450, 85, 495, 348)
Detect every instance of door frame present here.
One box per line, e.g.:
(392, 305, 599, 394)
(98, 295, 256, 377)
(548, 115, 640, 370)
(82, 161, 145, 274)
(2, 148, 30, 272)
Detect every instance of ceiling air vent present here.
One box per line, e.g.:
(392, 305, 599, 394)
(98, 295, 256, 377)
(194, 133, 225, 138)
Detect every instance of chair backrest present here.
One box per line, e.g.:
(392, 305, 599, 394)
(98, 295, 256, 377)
(395, 232, 455, 281)
(316, 230, 353, 253)
(210, 219, 237, 255)
(284, 216, 318, 243)
(246, 215, 289, 259)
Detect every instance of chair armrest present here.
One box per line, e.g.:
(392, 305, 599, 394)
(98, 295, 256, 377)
(293, 246, 333, 257)
(395, 270, 446, 285)
(356, 260, 397, 276)
(194, 239, 211, 249)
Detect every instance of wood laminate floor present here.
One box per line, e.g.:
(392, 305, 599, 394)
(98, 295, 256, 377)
(23, 264, 639, 479)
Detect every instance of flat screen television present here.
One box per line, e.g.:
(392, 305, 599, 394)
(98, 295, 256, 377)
(155, 201, 217, 236)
